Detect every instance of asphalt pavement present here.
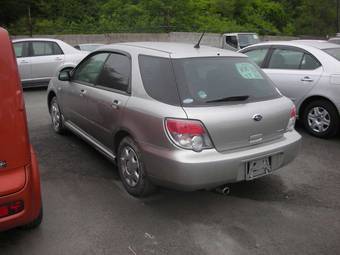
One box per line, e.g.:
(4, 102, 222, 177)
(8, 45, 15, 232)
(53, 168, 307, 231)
(1, 88, 340, 255)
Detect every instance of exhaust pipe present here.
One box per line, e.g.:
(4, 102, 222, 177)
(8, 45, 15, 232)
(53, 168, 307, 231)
(215, 185, 230, 195)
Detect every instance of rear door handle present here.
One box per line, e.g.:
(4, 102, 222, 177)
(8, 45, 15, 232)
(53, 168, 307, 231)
(111, 99, 120, 109)
(301, 76, 314, 82)
(80, 89, 87, 97)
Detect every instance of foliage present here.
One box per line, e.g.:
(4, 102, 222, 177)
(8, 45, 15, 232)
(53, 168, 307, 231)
(0, 0, 338, 36)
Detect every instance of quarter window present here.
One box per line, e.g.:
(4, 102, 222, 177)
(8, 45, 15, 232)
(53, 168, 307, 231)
(96, 53, 130, 92)
(244, 48, 269, 67)
(73, 53, 109, 84)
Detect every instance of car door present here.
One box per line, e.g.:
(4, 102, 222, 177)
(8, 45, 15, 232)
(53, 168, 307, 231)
(13, 42, 31, 81)
(82, 52, 131, 149)
(262, 46, 322, 105)
(59, 52, 109, 131)
(29, 41, 65, 81)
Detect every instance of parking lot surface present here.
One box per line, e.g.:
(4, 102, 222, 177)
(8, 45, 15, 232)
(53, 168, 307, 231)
(1, 89, 340, 255)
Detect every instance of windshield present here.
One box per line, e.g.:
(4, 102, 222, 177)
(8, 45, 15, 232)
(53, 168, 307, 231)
(238, 34, 260, 48)
(172, 57, 280, 107)
(323, 48, 340, 61)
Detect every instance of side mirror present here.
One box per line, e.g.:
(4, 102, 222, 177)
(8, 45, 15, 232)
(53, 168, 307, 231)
(58, 70, 71, 81)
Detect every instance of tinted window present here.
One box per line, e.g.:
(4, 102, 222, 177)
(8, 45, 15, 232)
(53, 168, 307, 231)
(139, 55, 180, 106)
(238, 34, 260, 48)
(73, 53, 109, 84)
(97, 53, 130, 92)
(323, 48, 340, 61)
(13, 42, 28, 58)
(244, 48, 268, 66)
(300, 53, 321, 70)
(268, 48, 304, 69)
(226, 36, 238, 49)
(31, 41, 63, 56)
(172, 57, 280, 106)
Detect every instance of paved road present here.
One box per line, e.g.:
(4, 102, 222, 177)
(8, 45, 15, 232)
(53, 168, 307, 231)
(1, 89, 340, 255)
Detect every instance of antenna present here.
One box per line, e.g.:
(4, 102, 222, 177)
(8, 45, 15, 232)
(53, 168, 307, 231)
(194, 32, 205, 49)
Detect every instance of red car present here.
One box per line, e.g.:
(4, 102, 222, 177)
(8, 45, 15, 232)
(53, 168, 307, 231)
(0, 27, 42, 231)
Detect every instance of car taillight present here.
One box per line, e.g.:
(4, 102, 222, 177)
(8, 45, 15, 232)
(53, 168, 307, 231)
(0, 201, 24, 219)
(287, 105, 297, 132)
(165, 118, 213, 152)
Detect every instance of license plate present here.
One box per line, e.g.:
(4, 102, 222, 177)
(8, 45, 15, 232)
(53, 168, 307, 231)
(246, 157, 272, 180)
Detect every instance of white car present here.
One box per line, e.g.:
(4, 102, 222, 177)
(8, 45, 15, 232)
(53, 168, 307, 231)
(13, 38, 87, 88)
(240, 40, 340, 138)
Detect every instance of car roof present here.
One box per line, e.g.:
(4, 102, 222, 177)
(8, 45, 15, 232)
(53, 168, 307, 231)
(12, 37, 64, 43)
(248, 40, 340, 50)
(100, 42, 245, 58)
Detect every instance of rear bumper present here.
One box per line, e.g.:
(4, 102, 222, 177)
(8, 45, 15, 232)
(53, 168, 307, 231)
(141, 131, 301, 191)
(0, 147, 42, 232)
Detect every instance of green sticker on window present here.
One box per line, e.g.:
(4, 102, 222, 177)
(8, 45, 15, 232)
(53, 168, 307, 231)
(236, 63, 263, 80)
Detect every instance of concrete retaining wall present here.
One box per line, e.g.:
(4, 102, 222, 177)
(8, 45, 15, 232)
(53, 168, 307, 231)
(11, 32, 303, 46)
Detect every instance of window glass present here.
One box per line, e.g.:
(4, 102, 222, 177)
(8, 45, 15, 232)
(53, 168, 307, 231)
(244, 48, 268, 66)
(172, 57, 280, 107)
(323, 48, 340, 61)
(138, 55, 180, 106)
(13, 42, 26, 58)
(268, 48, 304, 69)
(300, 53, 321, 70)
(226, 36, 238, 49)
(238, 34, 260, 48)
(73, 53, 109, 84)
(52, 43, 63, 55)
(96, 53, 130, 92)
(32, 42, 54, 56)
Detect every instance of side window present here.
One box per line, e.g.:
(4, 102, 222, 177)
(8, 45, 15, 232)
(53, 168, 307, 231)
(96, 53, 130, 92)
(244, 48, 269, 67)
(13, 42, 28, 58)
(31, 41, 54, 56)
(226, 36, 238, 49)
(52, 42, 63, 55)
(138, 55, 180, 106)
(268, 48, 304, 69)
(72, 53, 109, 84)
(300, 53, 321, 70)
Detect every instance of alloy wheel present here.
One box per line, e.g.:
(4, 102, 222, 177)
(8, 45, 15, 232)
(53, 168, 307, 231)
(307, 106, 331, 133)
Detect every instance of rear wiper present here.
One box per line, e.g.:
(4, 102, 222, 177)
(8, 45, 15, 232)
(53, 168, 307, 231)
(206, 95, 249, 103)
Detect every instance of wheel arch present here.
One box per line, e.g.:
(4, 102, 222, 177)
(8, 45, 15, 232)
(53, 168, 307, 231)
(299, 95, 339, 118)
(113, 128, 137, 155)
(47, 90, 57, 113)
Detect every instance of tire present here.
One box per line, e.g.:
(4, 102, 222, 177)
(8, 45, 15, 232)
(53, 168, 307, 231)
(50, 97, 66, 134)
(117, 137, 156, 197)
(302, 99, 340, 138)
(21, 208, 43, 230)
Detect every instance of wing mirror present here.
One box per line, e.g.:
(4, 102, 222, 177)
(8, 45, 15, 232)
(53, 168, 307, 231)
(58, 68, 73, 81)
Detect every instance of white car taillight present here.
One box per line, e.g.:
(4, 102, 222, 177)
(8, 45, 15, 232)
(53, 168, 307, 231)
(287, 105, 297, 132)
(165, 118, 213, 152)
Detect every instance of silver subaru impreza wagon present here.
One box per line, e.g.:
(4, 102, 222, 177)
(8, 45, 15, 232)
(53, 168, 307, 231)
(47, 42, 301, 197)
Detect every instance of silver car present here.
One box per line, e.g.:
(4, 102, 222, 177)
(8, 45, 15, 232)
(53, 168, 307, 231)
(240, 40, 340, 138)
(13, 38, 87, 88)
(47, 42, 301, 197)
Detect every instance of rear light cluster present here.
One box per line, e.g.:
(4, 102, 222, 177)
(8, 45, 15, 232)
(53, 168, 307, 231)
(287, 105, 297, 132)
(165, 118, 213, 152)
(0, 201, 24, 219)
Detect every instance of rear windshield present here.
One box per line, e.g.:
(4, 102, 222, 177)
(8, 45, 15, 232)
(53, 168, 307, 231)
(323, 48, 340, 61)
(139, 56, 280, 107)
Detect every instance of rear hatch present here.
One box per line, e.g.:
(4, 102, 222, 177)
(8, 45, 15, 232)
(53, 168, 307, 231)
(172, 56, 291, 151)
(0, 28, 30, 183)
